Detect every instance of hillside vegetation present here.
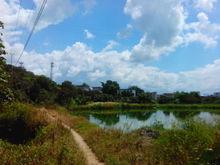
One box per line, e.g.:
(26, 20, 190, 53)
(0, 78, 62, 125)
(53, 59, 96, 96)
(0, 103, 86, 165)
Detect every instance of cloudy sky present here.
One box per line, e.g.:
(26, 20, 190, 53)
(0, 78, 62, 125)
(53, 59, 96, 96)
(1, 0, 220, 94)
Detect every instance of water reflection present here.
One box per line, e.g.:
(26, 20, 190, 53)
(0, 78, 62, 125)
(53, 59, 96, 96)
(92, 113, 119, 125)
(86, 110, 220, 131)
(194, 112, 220, 126)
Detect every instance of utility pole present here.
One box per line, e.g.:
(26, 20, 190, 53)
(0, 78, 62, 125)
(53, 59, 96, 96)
(10, 53, 14, 88)
(11, 53, 14, 66)
(19, 62, 24, 68)
(10, 53, 14, 75)
(50, 62, 54, 80)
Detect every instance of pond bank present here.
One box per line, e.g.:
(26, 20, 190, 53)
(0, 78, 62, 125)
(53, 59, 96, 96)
(46, 106, 220, 164)
(71, 102, 220, 111)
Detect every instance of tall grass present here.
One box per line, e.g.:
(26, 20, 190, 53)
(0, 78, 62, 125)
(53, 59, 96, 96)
(32, 106, 220, 165)
(60, 107, 220, 165)
(71, 102, 220, 111)
(72, 102, 155, 111)
(0, 103, 86, 165)
(158, 104, 220, 110)
(154, 121, 216, 165)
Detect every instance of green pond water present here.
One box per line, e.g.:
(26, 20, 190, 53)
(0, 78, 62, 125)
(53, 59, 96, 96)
(75, 110, 220, 131)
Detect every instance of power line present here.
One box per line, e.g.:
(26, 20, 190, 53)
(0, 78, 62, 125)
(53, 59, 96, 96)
(15, 0, 47, 65)
(14, 0, 22, 31)
(24, 1, 36, 30)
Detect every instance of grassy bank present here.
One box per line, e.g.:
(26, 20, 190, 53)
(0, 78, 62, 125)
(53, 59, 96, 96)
(2, 103, 220, 164)
(0, 103, 86, 165)
(158, 104, 220, 110)
(72, 102, 155, 111)
(70, 102, 220, 111)
(50, 107, 220, 165)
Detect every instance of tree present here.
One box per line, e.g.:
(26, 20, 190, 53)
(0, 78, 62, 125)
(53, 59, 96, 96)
(0, 21, 13, 104)
(137, 92, 152, 104)
(101, 80, 120, 96)
(29, 76, 57, 104)
(174, 91, 201, 104)
(128, 86, 144, 96)
(56, 81, 78, 105)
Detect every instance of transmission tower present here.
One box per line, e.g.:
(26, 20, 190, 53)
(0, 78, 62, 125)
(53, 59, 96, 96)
(19, 62, 24, 68)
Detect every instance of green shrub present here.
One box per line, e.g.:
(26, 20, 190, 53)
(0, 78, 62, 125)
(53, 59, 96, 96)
(155, 121, 216, 165)
(0, 103, 46, 144)
(0, 123, 86, 165)
(0, 103, 86, 164)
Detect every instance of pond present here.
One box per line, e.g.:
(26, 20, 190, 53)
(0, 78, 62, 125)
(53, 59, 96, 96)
(75, 110, 220, 132)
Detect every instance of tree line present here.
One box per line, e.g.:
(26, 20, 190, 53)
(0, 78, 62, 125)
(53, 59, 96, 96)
(1, 64, 219, 107)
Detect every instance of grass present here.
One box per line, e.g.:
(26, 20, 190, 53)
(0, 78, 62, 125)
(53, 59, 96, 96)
(72, 102, 155, 111)
(154, 121, 217, 165)
(48, 108, 155, 164)
(49, 106, 220, 165)
(0, 103, 86, 165)
(70, 102, 220, 111)
(2, 103, 220, 164)
(41, 106, 220, 164)
(158, 104, 220, 110)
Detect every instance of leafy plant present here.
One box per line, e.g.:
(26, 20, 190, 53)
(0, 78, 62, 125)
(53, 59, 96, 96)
(0, 21, 13, 104)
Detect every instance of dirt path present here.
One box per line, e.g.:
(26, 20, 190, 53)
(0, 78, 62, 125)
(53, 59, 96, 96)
(41, 108, 104, 165)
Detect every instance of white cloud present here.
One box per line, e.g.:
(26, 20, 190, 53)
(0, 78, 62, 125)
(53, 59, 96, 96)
(131, 34, 183, 61)
(81, 0, 97, 15)
(117, 24, 133, 39)
(32, 0, 76, 31)
(0, 0, 77, 43)
(124, 0, 186, 61)
(0, 0, 76, 31)
(197, 12, 209, 22)
(102, 40, 119, 52)
(88, 69, 106, 81)
(5, 42, 220, 93)
(124, 0, 220, 61)
(194, 0, 217, 11)
(184, 12, 220, 48)
(84, 29, 95, 39)
(124, 0, 186, 46)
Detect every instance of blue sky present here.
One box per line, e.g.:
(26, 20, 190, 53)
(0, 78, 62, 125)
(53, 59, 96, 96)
(1, 0, 220, 93)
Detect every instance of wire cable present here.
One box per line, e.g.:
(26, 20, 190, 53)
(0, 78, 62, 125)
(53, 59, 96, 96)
(15, 0, 47, 65)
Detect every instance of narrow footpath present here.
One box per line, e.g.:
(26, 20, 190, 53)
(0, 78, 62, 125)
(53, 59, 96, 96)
(40, 108, 104, 165)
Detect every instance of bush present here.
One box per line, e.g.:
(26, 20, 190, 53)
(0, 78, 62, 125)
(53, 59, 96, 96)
(0, 103, 46, 144)
(155, 121, 216, 165)
(0, 123, 86, 165)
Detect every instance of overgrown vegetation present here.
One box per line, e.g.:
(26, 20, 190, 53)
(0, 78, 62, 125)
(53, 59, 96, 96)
(0, 103, 46, 144)
(0, 103, 86, 164)
(48, 107, 220, 165)
(0, 21, 13, 104)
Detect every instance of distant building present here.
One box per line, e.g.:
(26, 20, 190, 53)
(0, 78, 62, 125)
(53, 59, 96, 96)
(163, 93, 175, 98)
(213, 92, 220, 98)
(150, 92, 157, 100)
(92, 87, 103, 93)
(131, 90, 136, 97)
(77, 83, 91, 92)
(119, 89, 137, 97)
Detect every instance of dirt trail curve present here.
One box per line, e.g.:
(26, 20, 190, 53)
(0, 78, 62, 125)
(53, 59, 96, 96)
(40, 108, 104, 165)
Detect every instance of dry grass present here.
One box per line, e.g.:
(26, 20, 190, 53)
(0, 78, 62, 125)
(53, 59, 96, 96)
(0, 103, 86, 165)
(46, 106, 220, 165)
(46, 106, 157, 165)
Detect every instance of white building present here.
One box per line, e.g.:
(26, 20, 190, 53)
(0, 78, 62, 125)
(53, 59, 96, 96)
(213, 92, 220, 98)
